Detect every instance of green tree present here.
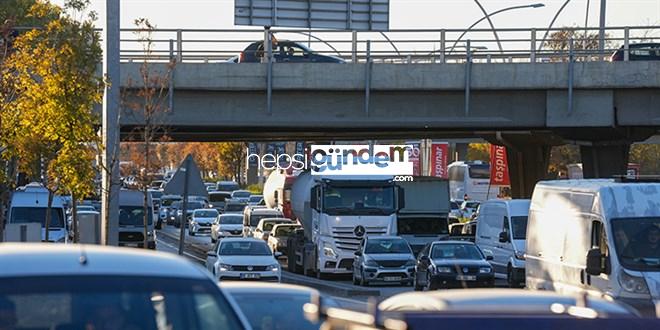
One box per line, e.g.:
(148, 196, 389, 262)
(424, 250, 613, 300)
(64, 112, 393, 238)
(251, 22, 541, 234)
(467, 143, 490, 162)
(5, 0, 102, 242)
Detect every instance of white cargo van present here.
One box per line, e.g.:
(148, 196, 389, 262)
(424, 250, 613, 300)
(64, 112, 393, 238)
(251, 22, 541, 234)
(8, 183, 67, 243)
(526, 179, 660, 316)
(475, 199, 530, 288)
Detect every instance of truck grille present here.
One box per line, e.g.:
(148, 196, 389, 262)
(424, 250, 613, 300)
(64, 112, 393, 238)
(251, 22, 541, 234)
(331, 226, 388, 251)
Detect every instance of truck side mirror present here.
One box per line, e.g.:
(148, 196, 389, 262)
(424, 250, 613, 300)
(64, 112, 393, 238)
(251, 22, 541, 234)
(586, 248, 604, 276)
(498, 231, 510, 243)
(310, 187, 319, 210)
(397, 186, 405, 209)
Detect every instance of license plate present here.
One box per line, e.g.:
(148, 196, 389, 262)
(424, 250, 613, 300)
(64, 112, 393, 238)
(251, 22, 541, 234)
(384, 276, 402, 282)
(124, 243, 138, 247)
(240, 273, 260, 279)
(456, 275, 476, 281)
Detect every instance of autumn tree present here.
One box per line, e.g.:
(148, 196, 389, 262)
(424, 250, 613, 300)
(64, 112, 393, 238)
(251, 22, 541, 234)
(467, 143, 490, 162)
(217, 142, 247, 185)
(5, 0, 102, 241)
(543, 28, 610, 62)
(630, 144, 660, 175)
(123, 17, 173, 247)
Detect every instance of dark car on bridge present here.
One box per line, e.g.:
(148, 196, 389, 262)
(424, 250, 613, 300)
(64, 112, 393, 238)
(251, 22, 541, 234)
(238, 40, 345, 63)
(611, 43, 660, 61)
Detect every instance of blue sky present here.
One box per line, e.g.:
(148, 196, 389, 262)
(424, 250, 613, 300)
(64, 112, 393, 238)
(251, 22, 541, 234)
(52, 0, 659, 29)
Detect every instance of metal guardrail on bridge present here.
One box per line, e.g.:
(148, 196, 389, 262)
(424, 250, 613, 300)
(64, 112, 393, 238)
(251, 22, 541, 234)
(114, 26, 660, 63)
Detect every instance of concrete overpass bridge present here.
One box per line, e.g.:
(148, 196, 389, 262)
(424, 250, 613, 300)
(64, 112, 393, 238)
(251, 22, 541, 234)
(114, 26, 660, 198)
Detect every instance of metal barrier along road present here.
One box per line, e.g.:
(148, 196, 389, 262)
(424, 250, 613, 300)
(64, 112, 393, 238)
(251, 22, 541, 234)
(114, 26, 660, 63)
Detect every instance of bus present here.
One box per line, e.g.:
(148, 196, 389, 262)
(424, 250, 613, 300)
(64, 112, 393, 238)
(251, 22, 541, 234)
(447, 161, 507, 202)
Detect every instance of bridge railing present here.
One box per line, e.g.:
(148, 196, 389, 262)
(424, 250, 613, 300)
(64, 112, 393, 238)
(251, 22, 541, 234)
(113, 26, 660, 63)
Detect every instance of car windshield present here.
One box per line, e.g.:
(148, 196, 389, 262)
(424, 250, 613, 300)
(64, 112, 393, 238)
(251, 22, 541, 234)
(149, 191, 163, 199)
(249, 196, 263, 203)
(119, 206, 152, 226)
(323, 186, 395, 215)
(225, 204, 246, 213)
(365, 239, 411, 254)
(210, 193, 230, 202)
(232, 191, 251, 198)
(431, 244, 483, 260)
(161, 198, 181, 207)
(250, 214, 281, 227)
(219, 215, 243, 225)
(217, 183, 239, 192)
(468, 164, 490, 179)
(10, 207, 64, 228)
(274, 225, 299, 237)
(611, 218, 660, 271)
(229, 292, 319, 330)
(263, 221, 289, 231)
(195, 210, 218, 218)
(0, 276, 242, 330)
(219, 241, 272, 256)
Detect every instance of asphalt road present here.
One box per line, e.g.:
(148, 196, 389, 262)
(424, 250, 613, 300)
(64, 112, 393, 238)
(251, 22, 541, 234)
(156, 224, 509, 311)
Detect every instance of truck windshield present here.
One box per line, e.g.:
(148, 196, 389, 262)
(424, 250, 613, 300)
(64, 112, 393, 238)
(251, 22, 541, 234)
(10, 207, 64, 228)
(468, 164, 490, 179)
(323, 186, 395, 215)
(511, 216, 528, 240)
(119, 206, 152, 226)
(611, 218, 660, 271)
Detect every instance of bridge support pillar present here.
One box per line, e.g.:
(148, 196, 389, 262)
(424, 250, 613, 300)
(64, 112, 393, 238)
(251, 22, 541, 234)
(505, 144, 552, 199)
(580, 144, 630, 178)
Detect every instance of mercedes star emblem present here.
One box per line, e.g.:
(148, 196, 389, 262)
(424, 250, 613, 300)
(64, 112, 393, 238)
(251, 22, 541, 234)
(354, 225, 366, 237)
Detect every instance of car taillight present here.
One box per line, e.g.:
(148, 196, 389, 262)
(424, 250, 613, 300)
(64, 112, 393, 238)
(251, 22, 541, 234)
(239, 52, 245, 63)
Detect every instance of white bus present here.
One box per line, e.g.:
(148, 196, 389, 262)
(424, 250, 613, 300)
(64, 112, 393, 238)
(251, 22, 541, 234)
(447, 161, 505, 202)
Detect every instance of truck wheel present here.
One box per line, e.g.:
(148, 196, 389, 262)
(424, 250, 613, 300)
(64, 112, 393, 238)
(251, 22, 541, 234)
(507, 265, 519, 288)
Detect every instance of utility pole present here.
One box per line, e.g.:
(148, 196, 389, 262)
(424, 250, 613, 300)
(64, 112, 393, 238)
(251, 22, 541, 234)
(102, 0, 120, 246)
(598, 0, 607, 60)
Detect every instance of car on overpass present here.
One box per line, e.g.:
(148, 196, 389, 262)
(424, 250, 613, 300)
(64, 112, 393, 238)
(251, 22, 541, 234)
(238, 40, 345, 63)
(0, 243, 251, 329)
(611, 43, 660, 61)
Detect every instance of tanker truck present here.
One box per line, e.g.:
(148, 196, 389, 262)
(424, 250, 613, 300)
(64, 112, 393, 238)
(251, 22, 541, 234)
(263, 169, 299, 219)
(286, 172, 405, 278)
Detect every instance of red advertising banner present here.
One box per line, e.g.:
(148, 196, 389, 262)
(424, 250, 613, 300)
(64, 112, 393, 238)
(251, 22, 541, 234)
(489, 145, 510, 186)
(430, 143, 449, 178)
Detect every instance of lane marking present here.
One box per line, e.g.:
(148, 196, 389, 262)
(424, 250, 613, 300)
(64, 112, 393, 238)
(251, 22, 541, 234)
(157, 238, 206, 263)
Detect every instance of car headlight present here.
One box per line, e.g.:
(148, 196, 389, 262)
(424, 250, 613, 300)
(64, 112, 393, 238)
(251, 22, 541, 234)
(479, 267, 492, 274)
(405, 259, 417, 267)
(436, 266, 452, 273)
(514, 250, 526, 260)
(618, 270, 649, 295)
(364, 257, 378, 268)
(218, 263, 232, 272)
(270, 263, 280, 272)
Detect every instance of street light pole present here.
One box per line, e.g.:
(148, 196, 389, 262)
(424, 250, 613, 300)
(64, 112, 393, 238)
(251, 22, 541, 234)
(538, 0, 572, 52)
(598, 0, 607, 59)
(473, 0, 503, 54)
(102, 0, 120, 246)
(448, 3, 545, 55)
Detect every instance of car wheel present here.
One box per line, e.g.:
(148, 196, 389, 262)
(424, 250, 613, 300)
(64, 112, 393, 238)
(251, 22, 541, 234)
(507, 265, 518, 288)
(426, 273, 438, 291)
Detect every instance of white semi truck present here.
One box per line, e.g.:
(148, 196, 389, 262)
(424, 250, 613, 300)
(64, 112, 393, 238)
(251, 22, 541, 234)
(286, 172, 405, 278)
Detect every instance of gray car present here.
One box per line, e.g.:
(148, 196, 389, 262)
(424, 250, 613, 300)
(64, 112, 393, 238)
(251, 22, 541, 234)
(352, 236, 416, 287)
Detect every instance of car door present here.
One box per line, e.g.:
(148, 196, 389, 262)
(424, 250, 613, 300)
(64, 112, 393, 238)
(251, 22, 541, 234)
(491, 204, 510, 275)
(206, 241, 220, 273)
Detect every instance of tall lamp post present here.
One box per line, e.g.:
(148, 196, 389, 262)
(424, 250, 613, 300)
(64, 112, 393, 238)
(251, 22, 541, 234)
(102, 0, 120, 246)
(449, 3, 545, 55)
(538, 0, 571, 52)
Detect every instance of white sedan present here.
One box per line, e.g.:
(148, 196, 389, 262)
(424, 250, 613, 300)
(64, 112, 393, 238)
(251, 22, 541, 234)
(188, 209, 219, 236)
(206, 238, 282, 282)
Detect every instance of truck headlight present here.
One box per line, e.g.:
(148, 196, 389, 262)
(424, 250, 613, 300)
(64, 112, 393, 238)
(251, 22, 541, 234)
(514, 250, 526, 260)
(219, 263, 232, 272)
(270, 263, 280, 272)
(322, 243, 337, 259)
(479, 267, 492, 274)
(436, 266, 452, 273)
(618, 270, 649, 295)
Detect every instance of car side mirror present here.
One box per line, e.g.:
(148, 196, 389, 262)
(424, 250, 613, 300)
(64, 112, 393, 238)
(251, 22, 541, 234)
(586, 248, 604, 276)
(498, 231, 510, 243)
(274, 252, 283, 258)
(486, 255, 494, 261)
(207, 251, 217, 257)
(354, 251, 362, 256)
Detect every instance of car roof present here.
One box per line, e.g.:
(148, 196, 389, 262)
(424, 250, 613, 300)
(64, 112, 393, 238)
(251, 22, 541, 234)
(219, 213, 243, 217)
(259, 217, 291, 222)
(220, 282, 318, 296)
(194, 208, 219, 213)
(378, 289, 634, 315)
(0, 244, 208, 279)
